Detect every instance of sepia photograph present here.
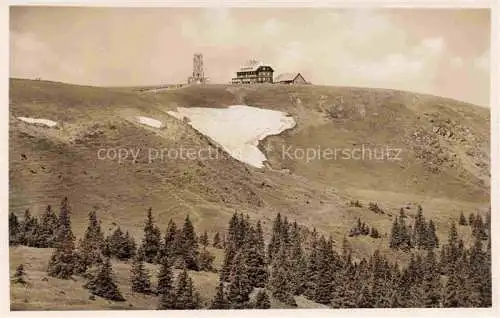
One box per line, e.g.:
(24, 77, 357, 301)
(6, 2, 496, 313)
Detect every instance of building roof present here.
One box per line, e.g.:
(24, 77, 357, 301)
(274, 72, 301, 82)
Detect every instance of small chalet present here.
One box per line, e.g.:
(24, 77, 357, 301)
(274, 72, 308, 85)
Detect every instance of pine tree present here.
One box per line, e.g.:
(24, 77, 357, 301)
(47, 199, 76, 279)
(267, 213, 282, 264)
(179, 215, 199, 270)
(254, 289, 271, 309)
(468, 235, 490, 307)
(199, 246, 215, 272)
(38, 205, 59, 247)
(268, 244, 296, 307)
(213, 232, 222, 249)
(426, 220, 439, 249)
(289, 222, 306, 295)
(221, 239, 237, 282)
(84, 257, 125, 301)
(56, 197, 75, 244)
(124, 231, 137, 259)
(398, 209, 412, 250)
(156, 259, 176, 309)
(210, 280, 229, 309)
(173, 269, 200, 309)
(243, 226, 268, 288)
(459, 212, 467, 226)
(130, 254, 152, 294)
(75, 210, 104, 274)
(413, 205, 426, 248)
(445, 222, 460, 274)
(106, 227, 134, 260)
(314, 236, 336, 304)
(303, 234, 320, 299)
(370, 227, 380, 238)
(471, 214, 488, 240)
(443, 268, 466, 307)
(255, 220, 265, 252)
(468, 213, 475, 227)
(357, 284, 375, 308)
(19, 209, 39, 246)
(389, 217, 400, 249)
(140, 208, 162, 263)
(12, 264, 27, 285)
(9, 212, 20, 246)
(227, 251, 253, 308)
(158, 219, 179, 264)
(199, 230, 209, 247)
(422, 249, 441, 307)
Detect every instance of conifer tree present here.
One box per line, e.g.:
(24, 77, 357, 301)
(56, 197, 75, 244)
(173, 268, 200, 309)
(422, 249, 441, 307)
(413, 205, 426, 248)
(468, 213, 475, 227)
(9, 212, 20, 246)
(443, 267, 466, 307)
(158, 219, 179, 264)
(303, 234, 319, 299)
(389, 217, 400, 249)
(255, 220, 265, 252)
(471, 214, 488, 240)
(84, 257, 125, 301)
(254, 290, 271, 309)
(289, 222, 306, 295)
(398, 209, 412, 250)
(445, 222, 460, 273)
(199, 246, 215, 272)
(243, 225, 268, 288)
(210, 280, 230, 309)
(459, 212, 467, 226)
(12, 264, 27, 285)
(38, 205, 59, 247)
(47, 198, 76, 279)
(19, 209, 38, 246)
(156, 259, 178, 309)
(199, 230, 209, 247)
(139, 208, 162, 263)
(179, 215, 199, 270)
(124, 231, 137, 259)
(130, 254, 152, 294)
(469, 235, 490, 306)
(213, 232, 222, 249)
(267, 213, 282, 264)
(75, 210, 104, 274)
(157, 259, 174, 297)
(426, 220, 439, 249)
(221, 240, 236, 282)
(268, 244, 296, 307)
(314, 236, 337, 304)
(227, 251, 253, 308)
(106, 227, 135, 260)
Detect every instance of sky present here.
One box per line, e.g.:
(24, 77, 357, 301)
(10, 7, 491, 107)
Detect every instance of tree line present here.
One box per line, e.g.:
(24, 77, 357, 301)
(9, 198, 491, 308)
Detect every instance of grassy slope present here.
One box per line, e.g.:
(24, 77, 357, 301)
(9, 79, 490, 309)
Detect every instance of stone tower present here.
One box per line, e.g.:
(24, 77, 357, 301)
(188, 53, 207, 84)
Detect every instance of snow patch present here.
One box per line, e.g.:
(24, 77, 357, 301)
(167, 105, 296, 168)
(17, 117, 58, 127)
(136, 116, 163, 128)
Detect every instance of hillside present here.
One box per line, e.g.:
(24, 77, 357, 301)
(8, 78, 490, 309)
